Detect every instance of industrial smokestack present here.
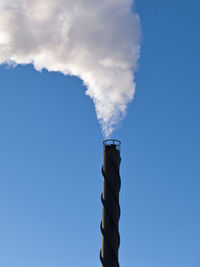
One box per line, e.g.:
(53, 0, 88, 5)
(100, 139, 121, 267)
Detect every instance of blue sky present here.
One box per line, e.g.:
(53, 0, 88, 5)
(0, 0, 200, 266)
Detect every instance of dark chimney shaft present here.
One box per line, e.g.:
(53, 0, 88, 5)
(100, 139, 121, 267)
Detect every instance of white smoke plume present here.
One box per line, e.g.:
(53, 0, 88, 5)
(0, 0, 141, 137)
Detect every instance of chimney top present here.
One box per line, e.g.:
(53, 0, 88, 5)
(103, 139, 121, 151)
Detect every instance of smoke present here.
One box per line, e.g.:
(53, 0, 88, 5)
(0, 0, 141, 137)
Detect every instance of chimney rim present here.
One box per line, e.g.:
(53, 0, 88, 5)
(103, 139, 121, 151)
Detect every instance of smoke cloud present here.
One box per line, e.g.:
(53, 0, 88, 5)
(0, 0, 141, 137)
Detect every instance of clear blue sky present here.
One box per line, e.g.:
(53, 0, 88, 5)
(0, 0, 200, 266)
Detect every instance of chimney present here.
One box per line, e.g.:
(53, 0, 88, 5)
(100, 139, 121, 267)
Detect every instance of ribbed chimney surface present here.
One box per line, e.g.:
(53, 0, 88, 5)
(100, 140, 121, 267)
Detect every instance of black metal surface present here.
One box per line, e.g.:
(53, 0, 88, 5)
(100, 140, 121, 267)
